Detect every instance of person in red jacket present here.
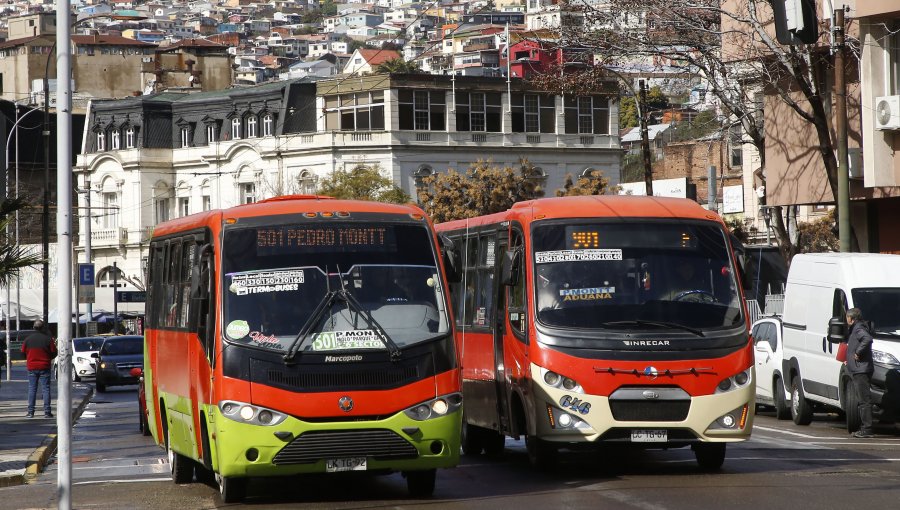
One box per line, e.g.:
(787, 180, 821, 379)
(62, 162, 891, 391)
(21, 320, 56, 418)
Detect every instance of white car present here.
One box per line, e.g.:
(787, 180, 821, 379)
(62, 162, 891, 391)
(752, 317, 791, 420)
(53, 336, 105, 381)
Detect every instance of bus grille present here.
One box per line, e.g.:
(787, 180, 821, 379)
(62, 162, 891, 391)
(267, 365, 419, 391)
(609, 401, 691, 422)
(272, 429, 419, 465)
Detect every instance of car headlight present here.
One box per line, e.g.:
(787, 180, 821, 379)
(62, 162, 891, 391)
(100, 362, 109, 369)
(872, 350, 900, 366)
(715, 367, 753, 394)
(218, 400, 288, 426)
(539, 367, 583, 394)
(76, 357, 89, 364)
(403, 393, 462, 421)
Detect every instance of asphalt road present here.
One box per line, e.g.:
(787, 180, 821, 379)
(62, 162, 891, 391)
(3, 392, 900, 510)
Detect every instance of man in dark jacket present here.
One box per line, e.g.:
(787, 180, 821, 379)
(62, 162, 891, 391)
(846, 308, 875, 438)
(21, 320, 56, 418)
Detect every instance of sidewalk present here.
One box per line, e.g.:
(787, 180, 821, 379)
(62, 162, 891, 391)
(0, 362, 93, 487)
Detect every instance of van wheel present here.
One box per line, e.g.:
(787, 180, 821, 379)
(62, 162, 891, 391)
(844, 379, 861, 433)
(791, 376, 813, 425)
(773, 377, 791, 420)
(693, 443, 726, 471)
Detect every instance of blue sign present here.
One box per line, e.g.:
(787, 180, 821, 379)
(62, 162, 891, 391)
(78, 263, 95, 286)
(116, 291, 146, 303)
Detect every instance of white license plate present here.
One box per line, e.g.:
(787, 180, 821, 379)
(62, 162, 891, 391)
(631, 429, 667, 442)
(325, 457, 367, 473)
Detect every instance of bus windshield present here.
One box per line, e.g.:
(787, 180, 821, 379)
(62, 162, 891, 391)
(532, 220, 743, 331)
(222, 221, 450, 353)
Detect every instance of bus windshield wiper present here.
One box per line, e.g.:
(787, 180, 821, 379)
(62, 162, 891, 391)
(341, 289, 402, 360)
(599, 320, 705, 337)
(283, 290, 340, 362)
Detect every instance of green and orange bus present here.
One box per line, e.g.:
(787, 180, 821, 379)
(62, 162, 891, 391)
(436, 196, 753, 470)
(142, 196, 461, 502)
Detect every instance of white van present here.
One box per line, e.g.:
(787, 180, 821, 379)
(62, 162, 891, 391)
(780, 253, 900, 431)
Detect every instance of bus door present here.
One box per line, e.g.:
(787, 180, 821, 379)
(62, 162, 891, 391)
(499, 224, 528, 436)
(492, 227, 511, 433)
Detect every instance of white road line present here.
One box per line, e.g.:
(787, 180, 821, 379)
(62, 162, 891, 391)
(752, 425, 828, 438)
(726, 456, 900, 462)
(73, 478, 171, 486)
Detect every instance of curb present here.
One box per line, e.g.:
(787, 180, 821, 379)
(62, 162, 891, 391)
(22, 385, 95, 484)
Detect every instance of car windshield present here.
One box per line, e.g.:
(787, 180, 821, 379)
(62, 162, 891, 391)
(101, 337, 143, 355)
(222, 221, 450, 353)
(532, 220, 743, 331)
(851, 288, 900, 337)
(73, 338, 103, 352)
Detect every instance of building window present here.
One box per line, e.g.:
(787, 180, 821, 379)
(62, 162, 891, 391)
(206, 124, 217, 143)
(111, 129, 121, 150)
(231, 117, 241, 139)
(180, 126, 191, 148)
(97, 266, 126, 288)
(398, 90, 445, 131)
(156, 197, 170, 223)
(247, 116, 258, 138)
(263, 114, 274, 136)
(729, 125, 743, 169)
(201, 181, 211, 210)
(102, 191, 118, 229)
(456, 92, 502, 132)
(324, 92, 385, 131)
(125, 127, 135, 148)
(178, 197, 189, 217)
(414, 165, 433, 191)
(564, 96, 610, 134)
(239, 183, 256, 204)
(298, 170, 317, 194)
(511, 93, 556, 133)
(96, 131, 106, 151)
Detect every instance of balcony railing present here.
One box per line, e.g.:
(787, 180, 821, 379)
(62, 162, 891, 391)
(92, 227, 128, 247)
(279, 131, 620, 150)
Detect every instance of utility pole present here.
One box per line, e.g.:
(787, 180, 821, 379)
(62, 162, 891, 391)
(639, 79, 653, 196)
(833, 8, 851, 252)
(42, 56, 51, 324)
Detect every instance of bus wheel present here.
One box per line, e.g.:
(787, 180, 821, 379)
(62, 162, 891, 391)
(482, 430, 505, 456)
(406, 469, 436, 497)
(693, 443, 726, 471)
(844, 379, 861, 433)
(460, 420, 484, 456)
(216, 473, 247, 503)
(791, 376, 813, 426)
(167, 426, 194, 484)
(525, 436, 557, 471)
(773, 377, 791, 420)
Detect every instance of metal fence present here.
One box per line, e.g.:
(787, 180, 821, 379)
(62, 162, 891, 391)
(764, 294, 785, 316)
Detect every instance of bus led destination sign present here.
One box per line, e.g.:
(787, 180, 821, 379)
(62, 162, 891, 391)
(255, 226, 395, 254)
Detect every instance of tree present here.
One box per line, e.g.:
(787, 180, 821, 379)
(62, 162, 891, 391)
(375, 58, 422, 74)
(0, 198, 43, 285)
(321, 0, 337, 16)
(317, 165, 411, 203)
(797, 211, 839, 254)
(545, 0, 857, 262)
(417, 159, 545, 223)
(618, 86, 671, 128)
(555, 170, 612, 196)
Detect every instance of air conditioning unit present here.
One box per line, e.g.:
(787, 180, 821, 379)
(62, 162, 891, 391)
(874, 95, 900, 130)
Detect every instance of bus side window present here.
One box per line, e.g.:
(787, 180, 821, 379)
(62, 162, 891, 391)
(476, 233, 496, 328)
(166, 241, 182, 328)
(178, 240, 195, 329)
(459, 235, 478, 327)
(508, 229, 527, 342)
(147, 243, 164, 329)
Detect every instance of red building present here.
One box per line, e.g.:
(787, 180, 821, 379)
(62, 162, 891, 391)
(506, 39, 593, 79)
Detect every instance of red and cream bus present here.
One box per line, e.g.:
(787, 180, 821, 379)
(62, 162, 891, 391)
(436, 195, 753, 470)
(142, 196, 461, 502)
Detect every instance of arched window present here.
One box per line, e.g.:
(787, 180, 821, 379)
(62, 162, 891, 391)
(297, 170, 317, 195)
(100, 177, 120, 229)
(413, 165, 433, 189)
(125, 126, 135, 148)
(201, 179, 211, 211)
(111, 129, 121, 150)
(231, 117, 242, 139)
(96, 130, 106, 151)
(262, 114, 274, 137)
(97, 265, 126, 288)
(581, 167, 599, 179)
(154, 182, 172, 223)
(246, 115, 258, 138)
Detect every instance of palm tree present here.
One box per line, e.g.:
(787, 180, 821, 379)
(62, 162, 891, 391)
(375, 58, 422, 75)
(0, 198, 43, 285)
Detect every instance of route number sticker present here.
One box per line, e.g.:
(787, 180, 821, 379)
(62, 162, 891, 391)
(535, 249, 622, 264)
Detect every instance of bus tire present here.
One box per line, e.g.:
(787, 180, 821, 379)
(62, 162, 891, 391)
(773, 376, 791, 420)
(460, 420, 484, 456)
(525, 436, 557, 471)
(791, 376, 813, 426)
(844, 378, 861, 433)
(482, 429, 505, 456)
(216, 473, 247, 503)
(406, 469, 436, 497)
(693, 443, 726, 471)
(167, 425, 194, 484)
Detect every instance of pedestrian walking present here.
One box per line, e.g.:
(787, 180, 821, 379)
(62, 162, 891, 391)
(21, 320, 56, 418)
(846, 307, 875, 438)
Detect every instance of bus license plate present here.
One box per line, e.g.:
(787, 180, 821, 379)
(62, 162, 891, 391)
(325, 457, 367, 473)
(631, 430, 667, 442)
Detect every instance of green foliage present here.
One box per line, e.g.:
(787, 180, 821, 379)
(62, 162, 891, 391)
(619, 87, 670, 129)
(724, 217, 750, 245)
(798, 211, 839, 254)
(321, 0, 337, 16)
(375, 58, 422, 74)
(301, 10, 323, 24)
(670, 109, 721, 142)
(555, 170, 611, 197)
(417, 159, 545, 223)
(317, 165, 411, 203)
(0, 198, 43, 285)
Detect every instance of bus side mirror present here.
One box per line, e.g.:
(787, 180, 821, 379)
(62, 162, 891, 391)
(500, 249, 520, 286)
(827, 317, 847, 344)
(439, 235, 462, 283)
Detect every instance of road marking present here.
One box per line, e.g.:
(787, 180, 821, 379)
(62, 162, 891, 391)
(73, 477, 171, 486)
(753, 425, 821, 438)
(599, 490, 670, 510)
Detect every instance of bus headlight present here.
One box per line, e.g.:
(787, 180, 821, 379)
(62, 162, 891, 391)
(540, 367, 583, 394)
(714, 368, 752, 394)
(546, 405, 592, 430)
(403, 393, 462, 421)
(708, 404, 750, 430)
(218, 400, 288, 426)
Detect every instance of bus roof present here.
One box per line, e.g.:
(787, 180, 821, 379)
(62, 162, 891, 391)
(436, 195, 720, 231)
(151, 196, 427, 239)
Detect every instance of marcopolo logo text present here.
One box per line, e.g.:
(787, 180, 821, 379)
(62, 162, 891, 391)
(325, 355, 364, 362)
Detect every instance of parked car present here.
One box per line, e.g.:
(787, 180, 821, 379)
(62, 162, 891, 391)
(92, 336, 144, 392)
(53, 336, 106, 381)
(752, 317, 791, 420)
